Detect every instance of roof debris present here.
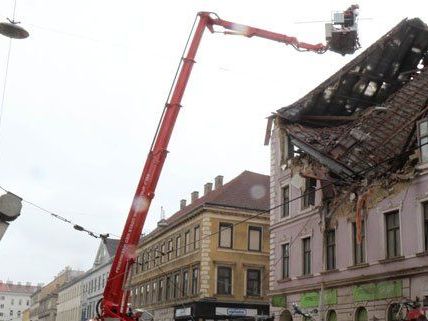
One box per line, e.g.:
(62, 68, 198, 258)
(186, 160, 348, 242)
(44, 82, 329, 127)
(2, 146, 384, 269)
(275, 18, 428, 181)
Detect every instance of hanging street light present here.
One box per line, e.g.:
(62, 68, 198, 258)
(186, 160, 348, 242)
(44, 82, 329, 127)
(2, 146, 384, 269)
(0, 19, 29, 39)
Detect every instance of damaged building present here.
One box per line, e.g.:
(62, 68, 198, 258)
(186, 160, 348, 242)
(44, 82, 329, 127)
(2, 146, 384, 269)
(267, 18, 428, 321)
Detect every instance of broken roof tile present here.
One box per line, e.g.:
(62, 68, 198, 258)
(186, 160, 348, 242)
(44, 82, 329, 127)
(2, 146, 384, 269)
(276, 18, 428, 180)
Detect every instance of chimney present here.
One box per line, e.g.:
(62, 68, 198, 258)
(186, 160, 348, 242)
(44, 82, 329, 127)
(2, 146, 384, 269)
(204, 182, 213, 195)
(180, 199, 187, 210)
(214, 175, 224, 189)
(191, 191, 199, 203)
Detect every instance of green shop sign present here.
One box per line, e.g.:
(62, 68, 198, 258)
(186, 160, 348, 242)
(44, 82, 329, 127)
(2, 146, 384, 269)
(272, 294, 287, 307)
(353, 280, 402, 302)
(300, 289, 337, 308)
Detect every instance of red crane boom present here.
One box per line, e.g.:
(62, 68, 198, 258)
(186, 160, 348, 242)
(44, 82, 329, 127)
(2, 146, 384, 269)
(99, 10, 359, 321)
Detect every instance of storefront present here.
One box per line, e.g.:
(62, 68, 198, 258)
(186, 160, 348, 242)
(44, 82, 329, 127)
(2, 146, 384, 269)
(174, 300, 270, 321)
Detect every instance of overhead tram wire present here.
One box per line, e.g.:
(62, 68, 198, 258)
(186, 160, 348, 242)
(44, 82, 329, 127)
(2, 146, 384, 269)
(0, 184, 111, 239)
(128, 141, 428, 307)
(0, 136, 422, 279)
(133, 140, 428, 259)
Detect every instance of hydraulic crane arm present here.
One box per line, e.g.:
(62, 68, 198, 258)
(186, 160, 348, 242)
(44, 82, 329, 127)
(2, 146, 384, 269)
(204, 12, 328, 53)
(100, 11, 358, 321)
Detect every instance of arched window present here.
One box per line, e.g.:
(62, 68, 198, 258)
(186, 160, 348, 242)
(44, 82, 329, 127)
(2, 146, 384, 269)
(280, 310, 293, 321)
(387, 303, 401, 321)
(327, 310, 337, 321)
(356, 307, 368, 321)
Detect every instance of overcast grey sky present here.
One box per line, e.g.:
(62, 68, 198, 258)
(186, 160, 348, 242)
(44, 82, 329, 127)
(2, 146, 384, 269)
(0, 0, 427, 284)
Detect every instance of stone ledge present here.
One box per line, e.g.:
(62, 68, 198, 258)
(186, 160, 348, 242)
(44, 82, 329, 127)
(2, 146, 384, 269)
(277, 277, 291, 284)
(416, 251, 428, 257)
(347, 263, 369, 270)
(320, 268, 339, 275)
(378, 256, 405, 264)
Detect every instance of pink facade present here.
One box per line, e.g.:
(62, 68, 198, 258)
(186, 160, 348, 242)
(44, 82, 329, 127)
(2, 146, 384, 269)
(269, 126, 428, 321)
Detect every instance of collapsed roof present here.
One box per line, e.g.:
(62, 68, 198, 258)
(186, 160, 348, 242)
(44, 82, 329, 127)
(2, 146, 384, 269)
(275, 18, 428, 180)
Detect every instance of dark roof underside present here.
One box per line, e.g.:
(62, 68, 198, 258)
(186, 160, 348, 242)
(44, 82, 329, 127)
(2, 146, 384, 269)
(278, 18, 428, 121)
(276, 18, 428, 180)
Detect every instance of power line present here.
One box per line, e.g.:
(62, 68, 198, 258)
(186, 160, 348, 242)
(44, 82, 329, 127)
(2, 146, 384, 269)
(0, 184, 110, 239)
(95, 139, 428, 306)
(131, 140, 428, 272)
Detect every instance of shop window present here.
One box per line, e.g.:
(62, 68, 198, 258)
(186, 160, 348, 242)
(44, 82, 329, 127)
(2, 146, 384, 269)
(355, 307, 368, 321)
(248, 226, 262, 251)
(326, 310, 336, 321)
(353, 222, 366, 264)
(217, 266, 232, 295)
(326, 230, 336, 270)
(424, 202, 428, 251)
(192, 267, 199, 295)
(185, 230, 191, 253)
(219, 223, 233, 248)
(246, 269, 261, 296)
(302, 237, 311, 275)
(282, 243, 289, 279)
(385, 211, 400, 258)
(194, 225, 200, 249)
(182, 270, 189, 297)
(418, 118, 428, 163)
(303, 178, 316, 209)
(282, 186, 290, 217)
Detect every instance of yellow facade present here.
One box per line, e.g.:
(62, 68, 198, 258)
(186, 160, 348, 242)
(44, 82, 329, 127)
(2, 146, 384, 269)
(129, 206, 270, 315)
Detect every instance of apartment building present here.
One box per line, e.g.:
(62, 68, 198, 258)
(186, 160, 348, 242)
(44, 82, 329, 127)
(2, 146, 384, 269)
(80, 238, 119, 321)
(0, 281, 38, 321)
(267, 17, 428, 321)
(128, 171, 271, 321)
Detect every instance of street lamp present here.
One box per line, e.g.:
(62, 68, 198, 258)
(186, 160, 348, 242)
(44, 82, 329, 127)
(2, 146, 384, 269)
(0, 18, 29, 39)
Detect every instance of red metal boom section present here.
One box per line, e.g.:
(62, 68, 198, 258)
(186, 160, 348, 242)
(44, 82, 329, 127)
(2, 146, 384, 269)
(101, 12, 329, 321)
